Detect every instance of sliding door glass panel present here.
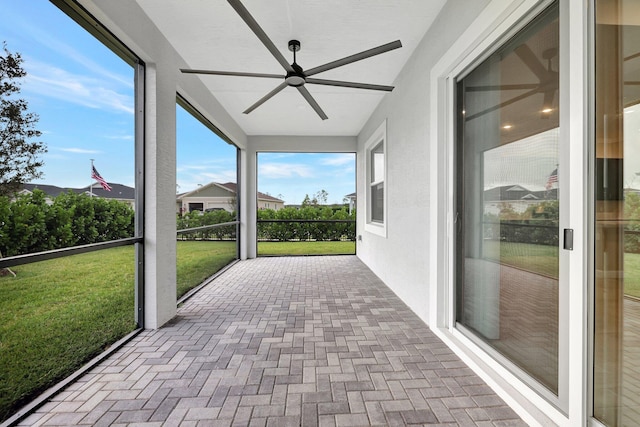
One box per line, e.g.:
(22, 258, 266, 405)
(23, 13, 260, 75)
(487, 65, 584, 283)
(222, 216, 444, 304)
(593, 0, 640, 425)
(456, 2, 560, 393)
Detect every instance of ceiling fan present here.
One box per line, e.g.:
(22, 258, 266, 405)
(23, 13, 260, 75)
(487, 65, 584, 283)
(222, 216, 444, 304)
(180, 0, 402, 120)
(465, 44, 558, 121)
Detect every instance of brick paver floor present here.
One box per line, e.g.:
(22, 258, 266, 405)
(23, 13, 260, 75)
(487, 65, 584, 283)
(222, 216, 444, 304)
(19, 256, 526, 426)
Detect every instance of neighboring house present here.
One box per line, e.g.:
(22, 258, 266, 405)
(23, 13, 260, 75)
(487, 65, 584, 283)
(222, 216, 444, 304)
(483, 184, 557, 215)
(17, 184, 69, 204)
(345, 192, 356, 214)
(18, 183, 136, 209)
(176, 182, 284, 214)
(77, 183, 136, 209)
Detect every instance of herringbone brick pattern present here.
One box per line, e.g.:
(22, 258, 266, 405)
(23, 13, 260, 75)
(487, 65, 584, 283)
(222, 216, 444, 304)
(19, 256, 526, 426)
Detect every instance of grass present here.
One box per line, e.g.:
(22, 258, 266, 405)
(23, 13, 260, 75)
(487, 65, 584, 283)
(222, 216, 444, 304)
(0, 241, 237, 422)
(176, 241, 237, 298)
(624, 253, 640, 299)
(483, 240, 640, 298)
(0, 247, 137, 422)
(483, 241, 559, 278)
(258, 240, 356, 256)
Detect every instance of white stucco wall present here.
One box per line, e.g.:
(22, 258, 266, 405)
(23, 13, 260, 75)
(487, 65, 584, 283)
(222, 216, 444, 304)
(357, 0, 590, 424)
(356, 0, 491, 323)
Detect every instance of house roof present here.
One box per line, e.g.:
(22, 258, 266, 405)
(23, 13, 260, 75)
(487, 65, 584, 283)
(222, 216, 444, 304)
(177, 182, 284, 203)
(484, 185, 557, 202)
(21, 183, 135, 200)
(217, 182, 283, 203)
(77, 183, 136, 200)
(20, 183, 69, 198)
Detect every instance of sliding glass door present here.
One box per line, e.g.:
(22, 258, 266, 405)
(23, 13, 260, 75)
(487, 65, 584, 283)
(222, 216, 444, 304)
(455, 2, 561, 395)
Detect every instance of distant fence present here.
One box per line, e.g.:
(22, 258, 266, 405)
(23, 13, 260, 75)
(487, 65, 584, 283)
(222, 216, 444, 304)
(177, 221, 238, 241)
(257, 219, 356, 242)
(483, 221, 558, 246)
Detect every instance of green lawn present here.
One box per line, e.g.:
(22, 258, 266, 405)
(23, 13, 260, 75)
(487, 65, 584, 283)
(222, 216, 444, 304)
(484, 240, 640, 298)
(176, 241, 237, 298)
(258, 240, 356, 256)
(0, 241, 236, 422)
(624, 253, 640, 298)
(483, 241, 559, 278)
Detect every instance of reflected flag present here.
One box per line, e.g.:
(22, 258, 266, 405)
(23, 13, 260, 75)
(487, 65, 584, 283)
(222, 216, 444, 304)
(91, 165, 112, 191)
(545, 168, 558, 190)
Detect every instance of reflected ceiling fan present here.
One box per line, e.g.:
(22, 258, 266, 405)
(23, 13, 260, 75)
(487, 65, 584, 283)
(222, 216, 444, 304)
(465, 44, 558, 121)
(180, 0, 402, 120)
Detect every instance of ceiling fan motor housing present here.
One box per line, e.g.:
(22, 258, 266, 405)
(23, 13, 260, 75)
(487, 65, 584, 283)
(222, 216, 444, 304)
(286, 63, 306, 87)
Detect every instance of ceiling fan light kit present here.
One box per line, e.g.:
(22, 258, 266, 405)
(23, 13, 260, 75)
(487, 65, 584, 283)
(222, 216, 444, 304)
(180, 0, 402, 120)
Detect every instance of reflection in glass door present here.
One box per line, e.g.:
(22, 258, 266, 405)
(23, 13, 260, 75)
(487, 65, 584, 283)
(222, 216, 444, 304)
(455, 2, 560, 394)
(593, 0, 640, 425)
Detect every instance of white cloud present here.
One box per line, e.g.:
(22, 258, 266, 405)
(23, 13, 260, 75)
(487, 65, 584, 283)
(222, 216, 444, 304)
(16, 13, 133, 90)
(259, 163, 313, 178)
(104, 134, 134, 141)
(320, 153, 355, 167)
(177, 169, 238, 193)
(59, 147, 102, 154)
(23, 61, 134, 114)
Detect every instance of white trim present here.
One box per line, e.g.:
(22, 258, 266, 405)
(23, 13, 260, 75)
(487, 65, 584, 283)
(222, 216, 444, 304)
(564, 0, 588, 424)
(364, 119, 387, 238)
(428, 0, 581, 425)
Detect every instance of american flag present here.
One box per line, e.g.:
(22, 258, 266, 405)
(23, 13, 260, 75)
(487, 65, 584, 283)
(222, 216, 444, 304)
(545, 168, 558, 190)
(91, 165, 112, 191)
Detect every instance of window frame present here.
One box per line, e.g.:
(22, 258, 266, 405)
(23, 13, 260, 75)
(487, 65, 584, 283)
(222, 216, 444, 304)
(0, 0, 147, 328)
(364, 120, 387, 237)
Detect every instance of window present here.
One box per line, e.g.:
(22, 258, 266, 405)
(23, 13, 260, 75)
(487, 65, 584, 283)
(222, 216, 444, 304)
(365, 120, 387, 237)
(175, 98, 239, 299)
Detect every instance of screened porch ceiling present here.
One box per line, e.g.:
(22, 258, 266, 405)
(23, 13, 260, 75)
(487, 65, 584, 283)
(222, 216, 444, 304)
(130, 0, 447, 136)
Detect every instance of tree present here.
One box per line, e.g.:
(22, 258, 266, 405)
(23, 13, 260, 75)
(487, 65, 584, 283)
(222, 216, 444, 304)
(314, 189, 328, 205)
(0, 43, 46, 196)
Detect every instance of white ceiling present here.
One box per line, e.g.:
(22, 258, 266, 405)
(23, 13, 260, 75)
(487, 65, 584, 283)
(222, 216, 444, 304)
(135, 0, 447, 136)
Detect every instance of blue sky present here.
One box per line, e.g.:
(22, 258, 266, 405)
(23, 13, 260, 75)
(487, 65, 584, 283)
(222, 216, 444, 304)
(1, 1, 355, 205)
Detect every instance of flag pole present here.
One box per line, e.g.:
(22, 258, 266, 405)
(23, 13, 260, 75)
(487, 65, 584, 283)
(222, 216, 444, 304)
(90, 158, 94, 197)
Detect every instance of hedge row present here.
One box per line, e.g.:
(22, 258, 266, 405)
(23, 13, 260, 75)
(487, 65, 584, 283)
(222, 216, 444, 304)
(257, 206, 355, 241)
(176, 209, 237, 240)
(484, 221, 559, 247)
(0, 190, 134, 257)
(0, 192, 356, 257)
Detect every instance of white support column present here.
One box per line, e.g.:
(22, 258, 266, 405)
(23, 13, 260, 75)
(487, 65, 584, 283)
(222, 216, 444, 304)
(242, 146, 258, 259)
(239, 148, 248, 260)
(144, 62, 177, 329)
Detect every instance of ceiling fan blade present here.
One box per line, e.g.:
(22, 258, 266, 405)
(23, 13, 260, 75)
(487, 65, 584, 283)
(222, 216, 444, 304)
(465, 88, 539, 121)
(305, 40, 402, 77)
(296, 86, 328, 120)
(243, 82, 288, 114)
(515, 44, 548, 82)
(624, 81, 640, 85)
(624, 52, 640, 62)
(181, 69, 285, 79)
(228, 0, 294, 73)
(306, 78, 394, 92)
(465, 83, 539, 92)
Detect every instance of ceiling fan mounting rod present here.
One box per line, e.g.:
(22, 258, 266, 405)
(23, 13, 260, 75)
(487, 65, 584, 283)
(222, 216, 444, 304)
(286, 40, 305, 87)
